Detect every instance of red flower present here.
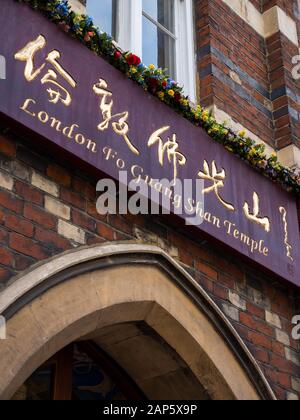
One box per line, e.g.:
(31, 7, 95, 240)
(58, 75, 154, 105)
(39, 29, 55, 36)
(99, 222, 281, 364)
(126, 53, 141, 66)
(114, 51, 122, 60)
(174, 93, 181, 102)
(162, 81, 167, 88)
(148, 78, 159, 90)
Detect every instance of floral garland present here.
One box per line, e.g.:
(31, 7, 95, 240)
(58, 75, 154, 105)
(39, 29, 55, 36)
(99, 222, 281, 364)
(16, 0, 300, 196)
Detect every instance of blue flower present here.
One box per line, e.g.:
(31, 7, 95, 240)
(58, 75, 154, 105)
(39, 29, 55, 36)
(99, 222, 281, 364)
(73, 23, 81, 31)
(85, 16, 93, 26)
(55, 1, 69, 17)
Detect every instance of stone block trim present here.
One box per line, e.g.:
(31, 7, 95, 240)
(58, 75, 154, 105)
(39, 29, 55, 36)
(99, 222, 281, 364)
(196, 0, 300, 169)
(0, 132, 299, 400)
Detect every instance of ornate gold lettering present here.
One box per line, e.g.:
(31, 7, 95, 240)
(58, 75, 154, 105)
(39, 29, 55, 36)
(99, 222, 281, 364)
(93, 79, 139, 155)
(148, 126, 187, 184)
(243, 192, 270, 233)
(20, 98, 36, 117)
(198, 161, 235, 212)
(15, 35, 76, 106)
(279, 207, 293, 262)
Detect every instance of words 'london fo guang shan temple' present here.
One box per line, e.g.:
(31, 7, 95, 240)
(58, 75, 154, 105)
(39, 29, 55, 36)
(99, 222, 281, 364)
(0, 0, 300, 401)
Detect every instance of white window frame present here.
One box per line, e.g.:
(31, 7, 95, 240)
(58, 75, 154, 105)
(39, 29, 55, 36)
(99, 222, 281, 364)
(116, 0, 196, 102)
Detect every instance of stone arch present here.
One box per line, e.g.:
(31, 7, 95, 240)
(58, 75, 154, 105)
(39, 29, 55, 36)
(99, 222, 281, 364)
(0, 243, 276, 400)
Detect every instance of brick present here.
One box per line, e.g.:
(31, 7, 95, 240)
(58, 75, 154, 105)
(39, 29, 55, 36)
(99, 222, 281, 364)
(270, 354, 298, 375)
(35, 227, 71, 251)
(24, 203, 56, 229)
(96, 222, 115, 241)
(108, 215, 132, 235)
(264, 366, 278, 384)
(271, 385, 286, 401)
(221, 302, 239, 322)
(246, 302, 265, 319)
(179, 250, 194, 267)
(14, 180, 43, 206)
(47, 164, 71, 187)
(14, 254, 35, 271)
(31, 171, 59, 197)
(196, 261, 218, 280)
(0, 228, 8, 244)
(272, 341, 285, 357)
(72, 209, 95, 232)
(292, 377, 300, 393)
(277, 372, 291, 389)
(276, 329, 290, 346)
(231, 321, 249, 341)
(196, 275, 214, 293)
(11, 161, 30, 182)
(58, 220, 85, 244)
(73, 177, 96, 200)
(0, 207, 4, 225)
(0, 135, 16, 157)
(0, 267, 12, 283)
(240, 312, 274, 337)
(229, 291, 246, 310)
(0, 170, 13, 191)
(9, 232, 50, 259)
(266, 310, 282, 329)
(17, 145, 47, 173)
(87, 200, 106, 221)
(0, 247, 13, 267)
(214, 284, 228, 300)
(285, 348, 300, 367)
(0, 190, 23, 213)
(218, 272, 235, 289)
(254, 348, 269, 364)
(86, 234, 105, 246)
(252, 289, 270, 309)
(45, 196, 70, 220)
(213, 257, 244, 282)
(61, 188, 85, 210)
(5, 214, 34, 237)
(248, 331, 272, 350)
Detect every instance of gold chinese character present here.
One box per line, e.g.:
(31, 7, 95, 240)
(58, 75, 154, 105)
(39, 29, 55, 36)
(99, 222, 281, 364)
(243, 192, 270, 233)
(15, 35, 76, 106)
(198, 160, 235, 211)
(93, 79, 139, 156)
(148, 126, 187, 184)
(279, 207, 293, 261)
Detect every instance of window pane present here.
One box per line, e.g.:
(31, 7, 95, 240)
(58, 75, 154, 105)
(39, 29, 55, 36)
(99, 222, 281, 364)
(142, 16, 175, 75)
(143, 0, 174, 33)
(87, 0, 117, 37)
(72, 345, 126, 401)
(12, 365, 54, 400)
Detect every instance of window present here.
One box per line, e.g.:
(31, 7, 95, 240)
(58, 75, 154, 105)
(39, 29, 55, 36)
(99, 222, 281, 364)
(86, 0, 196, 101)
(142, 0, 175, 75)
(12, 342, 144, 400)
(87, 0, 117, 38)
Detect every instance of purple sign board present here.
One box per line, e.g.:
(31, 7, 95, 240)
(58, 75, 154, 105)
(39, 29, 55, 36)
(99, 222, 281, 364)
(0, 0, 299, 286)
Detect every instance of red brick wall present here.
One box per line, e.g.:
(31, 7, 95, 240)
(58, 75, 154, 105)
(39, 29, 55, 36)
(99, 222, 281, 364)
(196, 0, 300, 153)
(0, 131, 299, 400)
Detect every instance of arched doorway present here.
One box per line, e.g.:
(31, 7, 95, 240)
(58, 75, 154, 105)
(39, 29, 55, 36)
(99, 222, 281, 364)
(0, 243, 276, 400)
